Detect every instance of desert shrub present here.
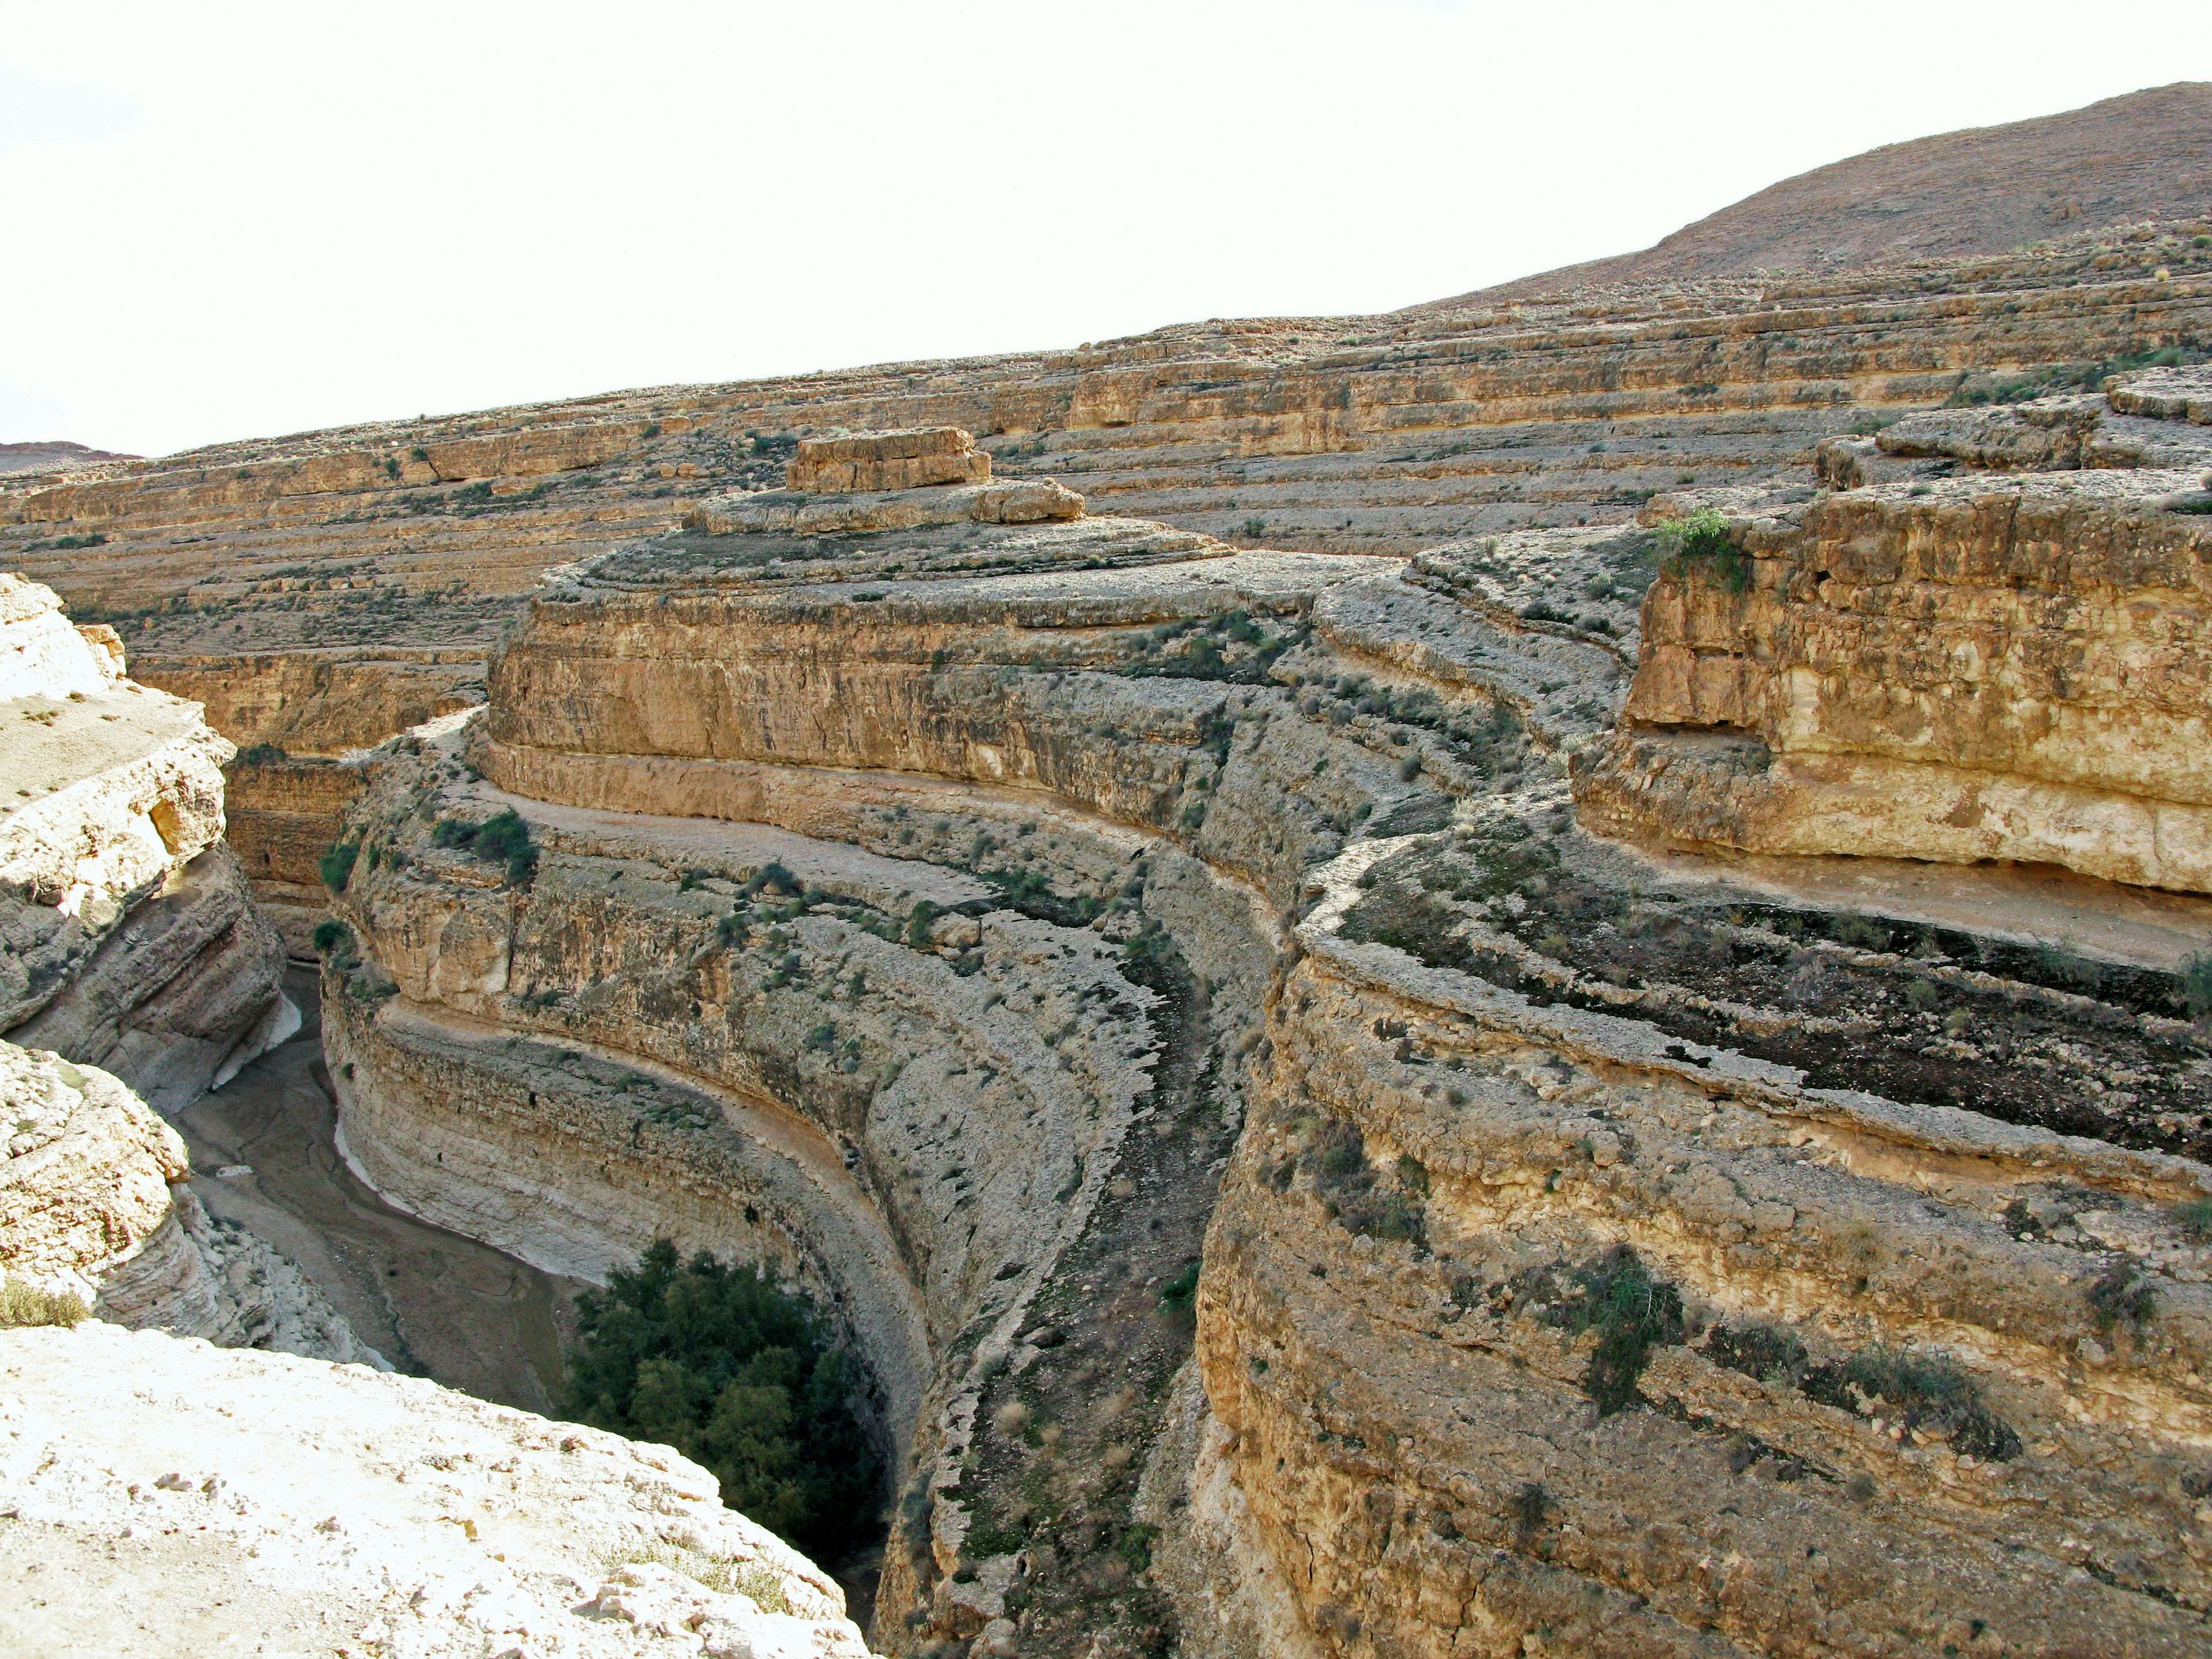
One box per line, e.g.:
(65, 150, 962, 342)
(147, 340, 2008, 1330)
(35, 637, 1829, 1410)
(1300, 1119, 1427, 1247)
(1240, 517, 1266, 539)
(234, 742, 287, 765)
(1703, 1321, 1808, 1385)
(2172, 1197, 2212, 1243)
(1508, 1480, 1549, 1546)
(0, 1277, 90, 1327)
(1654, 507, 1749, 593)
(1544, 1246, 1684, 1415)
(318, 839, 359, 892)
(1831, 913, 1889, 952)
(2181, 952, 2212, 1020)
(1802, 1345, 2018, 1461)
(2084, 1260, 2157, 1335)
(311, 918, 353, 958)
(565, 1240, 880, 1560)
(433, 809, 539, 887)
(1158, 1260, 1200, 1320)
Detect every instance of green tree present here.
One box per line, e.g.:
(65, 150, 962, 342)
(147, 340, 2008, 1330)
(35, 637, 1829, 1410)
(564, 1240, 880, 1559)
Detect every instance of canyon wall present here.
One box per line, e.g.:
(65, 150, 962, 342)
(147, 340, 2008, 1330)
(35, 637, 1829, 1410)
(323, 428, 2212, 1656)
(1576, 369, 2212, 892)
(0, 221, 2202, 798)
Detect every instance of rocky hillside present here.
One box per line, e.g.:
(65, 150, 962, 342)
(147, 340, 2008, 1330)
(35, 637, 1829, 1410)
(0, 440, 135, 476)
(1427, 82, 2212, 305)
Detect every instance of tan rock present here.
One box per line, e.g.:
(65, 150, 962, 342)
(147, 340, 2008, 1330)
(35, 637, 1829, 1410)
(1577, 473, 2212, 892)
(786, 427, 991, 494)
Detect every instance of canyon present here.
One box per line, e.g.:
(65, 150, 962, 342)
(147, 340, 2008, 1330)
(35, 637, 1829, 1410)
(3, 89, 2211, 1659)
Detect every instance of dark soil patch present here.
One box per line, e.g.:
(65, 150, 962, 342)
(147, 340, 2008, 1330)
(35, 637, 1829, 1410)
(1342, 828, 2212, 1161)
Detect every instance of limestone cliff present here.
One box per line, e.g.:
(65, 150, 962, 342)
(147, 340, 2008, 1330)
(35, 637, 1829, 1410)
(0, 574, 293, 1109)
(3, 219, 2206, 801)
(1575, 371, 2212, 893)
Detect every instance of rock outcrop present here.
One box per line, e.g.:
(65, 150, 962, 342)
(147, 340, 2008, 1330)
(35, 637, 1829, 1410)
(0, 1036, 372, 1355)
(0, 1319, 872, 1658)
(1574, 371, 2212, 893)
(0, 574, 293, 1110)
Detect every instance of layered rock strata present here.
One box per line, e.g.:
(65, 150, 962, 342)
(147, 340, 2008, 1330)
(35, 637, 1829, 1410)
(0, 1319, 871, 1658)
(1575, 373, 2212, 893)
(0, 1036, 372, 1355)
(4, 221, 2207, 783)
(0, 575, 293, 1109)
(326, 416, 2212, 1659)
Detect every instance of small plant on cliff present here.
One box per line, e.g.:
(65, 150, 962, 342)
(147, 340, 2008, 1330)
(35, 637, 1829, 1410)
(1654, 507, 1750, 594)
(1801, 1344, 2019, 1461)
(234, 742, 287, 765)
(311, 918, 354, 960)
(318, 839, 360, 892)
(432, 809, 539, 887)
(2181, 952, 2212, 1021)
(564, 1240, 881, 1561)
(1543, 1245, 1684, 1416)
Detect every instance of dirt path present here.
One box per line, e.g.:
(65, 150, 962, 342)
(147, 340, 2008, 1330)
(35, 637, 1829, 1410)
(177, 967, 579, 1412)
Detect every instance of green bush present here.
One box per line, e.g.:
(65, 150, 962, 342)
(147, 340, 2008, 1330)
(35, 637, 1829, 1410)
(234, 742, 288, 765)
(318, 839, 360, 892)
(311, 919, 352, 958)
(1654, 507, 1750, 594)
(565, 1241, 880, 1561)
(1546, 1247, 1684, 1416)
(0, 1277, 89, 1327)
(1802, 1344, 2018, 1461)
(433, 809, 539, 887)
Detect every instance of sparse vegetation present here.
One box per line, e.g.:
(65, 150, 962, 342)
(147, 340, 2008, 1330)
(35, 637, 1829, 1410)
(1654, 507, 1750, 594)
(1799, 1344, 2020, 1461)
(317, 839, 359, 892)
(1544, 1246, 1684, 1415)
(0, 1277, 90, 1327)
(431, 808, 539, 886)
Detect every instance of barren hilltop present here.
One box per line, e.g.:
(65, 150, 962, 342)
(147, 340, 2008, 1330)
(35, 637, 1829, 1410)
(1423, 80, 2212, 306)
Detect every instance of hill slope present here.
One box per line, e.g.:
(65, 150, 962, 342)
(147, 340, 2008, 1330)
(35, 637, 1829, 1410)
(1416, 81, 2212, 308)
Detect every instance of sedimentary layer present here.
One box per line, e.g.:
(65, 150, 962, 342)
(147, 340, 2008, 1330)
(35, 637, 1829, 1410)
(5, 221, 2207, 781)
(1575, 373, 2212, 892)
(0, 575, 291, 1110)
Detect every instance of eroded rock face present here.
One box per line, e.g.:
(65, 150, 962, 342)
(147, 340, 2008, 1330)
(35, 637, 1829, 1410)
(7, 221, 2208, 783)
(0, 1319, 870, 1659)
(1574, 450, 2212, 892)
(318, 414, 2212, 1659)
(0, 1037, 371, 1357)
(0, 574, 291, 1111)
(787, 427, 995, 495)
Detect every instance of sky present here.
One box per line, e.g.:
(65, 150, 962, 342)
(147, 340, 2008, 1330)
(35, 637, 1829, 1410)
(3, 1, 2204, 460)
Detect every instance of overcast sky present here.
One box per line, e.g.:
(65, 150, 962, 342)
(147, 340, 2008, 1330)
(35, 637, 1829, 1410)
(3, 2, 2202, 460)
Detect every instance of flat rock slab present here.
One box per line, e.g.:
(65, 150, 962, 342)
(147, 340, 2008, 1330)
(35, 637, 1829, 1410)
(0, 1321, 873, 1658)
